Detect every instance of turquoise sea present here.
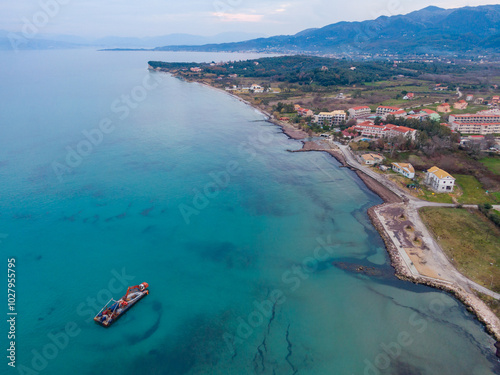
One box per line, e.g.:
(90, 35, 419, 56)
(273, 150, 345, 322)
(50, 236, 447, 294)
(0, 50, 499, 375)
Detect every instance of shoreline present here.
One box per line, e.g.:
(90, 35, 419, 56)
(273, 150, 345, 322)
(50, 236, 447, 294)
(231, 84, 500, 351)
(207, 85, 312, 140)
(156, 69, 500, 353)
(368, 204, 500, 343)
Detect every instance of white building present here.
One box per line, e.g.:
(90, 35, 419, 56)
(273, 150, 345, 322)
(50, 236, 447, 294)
(391, 163, 415, 179)
(349, 122, 417, 140)
(383, 124, 417, 140)
(424, 166, 455, 192)
(348, 106, 371, 119)
(449, 113, 500, 135)
(360, 153, 384, 165)
(391, 109, 407, 119)
(351, 121, 386, 137)
(376, 106, 401, 116)
(314, 110, 347, 126)
(250, 84, 264, 93)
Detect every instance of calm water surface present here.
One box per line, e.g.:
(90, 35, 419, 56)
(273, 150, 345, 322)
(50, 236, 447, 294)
(0, 50, 498, 375)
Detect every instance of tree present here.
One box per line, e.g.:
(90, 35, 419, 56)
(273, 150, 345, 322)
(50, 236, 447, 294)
(464, 142, 481, 159)
(352, 90, 362, 98)
(345, 119, 357, 127)
(389, 134, 406, 158)
(485, 134, 496, 149)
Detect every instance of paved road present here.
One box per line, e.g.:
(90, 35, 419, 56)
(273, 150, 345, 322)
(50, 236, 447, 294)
(336, 143, 500, 300)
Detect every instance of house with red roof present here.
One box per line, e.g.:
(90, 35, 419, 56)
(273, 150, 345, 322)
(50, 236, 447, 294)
(342, 129, 356, 138)
(449, 113, 500, 134)
(348, 106, 371, 119)
(453, 100, 468, 110)
(376, 106, 401, 116)
(384, 124, 417, 140)
(347, 121, 417, 140)
(391, 109, 407, 118)
(294, 105, 314, 117)
(437, 103, 451, 113)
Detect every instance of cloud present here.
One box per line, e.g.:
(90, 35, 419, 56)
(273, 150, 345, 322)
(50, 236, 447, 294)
(212, 13, 264, 22)
(0, 0, 497, 38)
(273, 2, 291, 13)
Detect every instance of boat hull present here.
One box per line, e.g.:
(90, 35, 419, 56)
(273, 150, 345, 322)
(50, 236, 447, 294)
(94, 290, 149, 328)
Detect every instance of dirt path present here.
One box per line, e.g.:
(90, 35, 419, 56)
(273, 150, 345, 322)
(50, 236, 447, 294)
(335, 143, 500, 347)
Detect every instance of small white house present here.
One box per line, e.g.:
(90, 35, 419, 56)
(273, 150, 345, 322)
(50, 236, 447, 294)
(360, 153, 384, 165)
(391, 163, 415, 179)
(250, 84, 264, 93)
(424, 166, 455, 192)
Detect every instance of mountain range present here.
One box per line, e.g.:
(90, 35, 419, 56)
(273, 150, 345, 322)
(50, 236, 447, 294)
(154, 5, 500, 56)
(0, 31, 267, 50)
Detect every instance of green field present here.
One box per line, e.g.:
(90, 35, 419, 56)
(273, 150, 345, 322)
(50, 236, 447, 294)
(455, 174, 500, 204)
(447, 105, 490, 115)
(418, 186, 454, 203)
(420, 207, 500, 294)
(479, 156, 500, 175)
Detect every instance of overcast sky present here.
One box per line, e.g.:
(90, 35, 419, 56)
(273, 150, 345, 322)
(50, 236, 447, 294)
(1, 0, 497, 37)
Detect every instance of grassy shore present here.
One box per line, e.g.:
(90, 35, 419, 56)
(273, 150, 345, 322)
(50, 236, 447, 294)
(419, 207, 500, 296)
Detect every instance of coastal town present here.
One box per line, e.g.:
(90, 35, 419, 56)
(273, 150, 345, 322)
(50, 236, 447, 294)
(6, 2, 500, 374)
(280, 102, 500, 349)
(280, 100, 500, 351)
(149, 58, 500, 356)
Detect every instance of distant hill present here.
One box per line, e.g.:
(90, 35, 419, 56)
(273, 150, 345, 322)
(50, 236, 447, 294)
(0, 31, 84, 50)
(154, 5, 500, 56)
(0, 31, 267, 50)
(86, 32, 267, 49)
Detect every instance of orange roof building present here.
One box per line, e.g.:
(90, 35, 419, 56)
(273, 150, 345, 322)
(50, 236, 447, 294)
(425, 166, 455, 192)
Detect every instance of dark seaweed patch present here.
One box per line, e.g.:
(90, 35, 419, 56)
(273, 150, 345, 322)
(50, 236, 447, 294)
(389, 358, 425, 375)
(83, 214, 99, 224)
(62, 211, 82, 222)
(12, 213, 34, 220)
(185, 241, 254, 269)
(141, 206, 155, 216)
(105, 212, 127, 222)
(127, 315, 226, 375)
(142, 225, 156, 234)
(127, 315, 161, 345)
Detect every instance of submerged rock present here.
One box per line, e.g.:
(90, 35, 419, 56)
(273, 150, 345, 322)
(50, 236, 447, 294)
(332, 261, 392, 278)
